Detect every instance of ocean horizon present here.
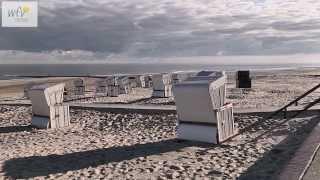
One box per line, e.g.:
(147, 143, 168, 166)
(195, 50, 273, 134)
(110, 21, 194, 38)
(0, 63, 319, 79)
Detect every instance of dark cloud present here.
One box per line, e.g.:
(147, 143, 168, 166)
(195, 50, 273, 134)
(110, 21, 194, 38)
(0, 0, 320, 59)
(271, 20, 320, 31)
(0, 4, 138, 52)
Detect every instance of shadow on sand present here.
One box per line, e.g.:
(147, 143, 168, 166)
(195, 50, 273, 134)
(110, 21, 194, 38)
(3, 110, 319, 179)
(0, 125, 33, 134)
(2, 139, 223, 179)
(238, 111, 320, 180)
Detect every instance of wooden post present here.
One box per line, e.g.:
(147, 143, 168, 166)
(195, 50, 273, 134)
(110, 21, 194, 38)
(284, 108, 287, 119)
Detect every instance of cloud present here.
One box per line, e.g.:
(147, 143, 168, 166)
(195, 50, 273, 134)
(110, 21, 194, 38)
(0, 0, 320, 60)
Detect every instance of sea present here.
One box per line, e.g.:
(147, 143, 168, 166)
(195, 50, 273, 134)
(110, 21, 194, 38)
(0, 63, 319, 80)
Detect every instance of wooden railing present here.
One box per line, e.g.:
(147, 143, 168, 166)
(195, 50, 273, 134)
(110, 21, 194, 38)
(269, 83, 320, 119)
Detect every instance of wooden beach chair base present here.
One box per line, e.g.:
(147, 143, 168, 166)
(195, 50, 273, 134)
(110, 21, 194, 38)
(31, 105, 70, 129)
(177, 104, 236, 144)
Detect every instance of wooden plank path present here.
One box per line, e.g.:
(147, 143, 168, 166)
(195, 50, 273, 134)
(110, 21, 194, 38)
(278, 122, 320, 180)
(69, 103, 177, 114)
(2, 101, 320, 115)
(303, 147, 320, 180)
(269, 83, 320, 119)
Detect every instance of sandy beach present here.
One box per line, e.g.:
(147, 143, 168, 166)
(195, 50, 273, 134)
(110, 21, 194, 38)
(1, 68, 320, 179)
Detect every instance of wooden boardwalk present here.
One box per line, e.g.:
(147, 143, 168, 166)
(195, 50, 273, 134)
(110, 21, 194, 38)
(3, 101, 320, 115)
(69, 103, 177, 114)
(278, 122, 320, 180)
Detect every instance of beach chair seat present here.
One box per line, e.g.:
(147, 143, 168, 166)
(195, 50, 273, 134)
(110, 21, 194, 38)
(31, 105, 70, 129)
(177, 103, 235, 143)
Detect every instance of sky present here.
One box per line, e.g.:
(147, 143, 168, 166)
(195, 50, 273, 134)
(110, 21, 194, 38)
(0, 0, 320, 63)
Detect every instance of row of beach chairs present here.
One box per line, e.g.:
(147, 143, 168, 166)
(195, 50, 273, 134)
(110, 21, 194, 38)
(26, 70, 238, 144)
(58, 75, 153, 100)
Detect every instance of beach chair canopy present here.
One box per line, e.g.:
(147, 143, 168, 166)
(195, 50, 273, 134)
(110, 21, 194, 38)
(173, 71, 227, 124)
(28, 83, 65, 116)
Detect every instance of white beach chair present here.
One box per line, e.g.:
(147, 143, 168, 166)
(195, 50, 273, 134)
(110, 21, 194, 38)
(118, 76, 133, 94)
(143, 75, 152, 88)
(173, 71, 235, 144)
(28, 83, 70, 129)
(131, 75, 146, 88)
(107, 85, 120, 97)
(138, 75, 146, 88)
(107, 76, 120, 97)
(133, 75, 150, 88)
(128, 76, 138, 88)
(74, 78, 84, 87)
(236, 71, 252, 88)
(172, 72, 197, 84)
(73, 78, 85, 96)
(95, 79, 108, 94)
(152, 74, 173, 97)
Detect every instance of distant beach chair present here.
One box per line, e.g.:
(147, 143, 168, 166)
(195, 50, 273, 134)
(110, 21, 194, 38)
(138, 75, 147, 88)
(128, 76, 138, 88)
(173, 71, 236, 144)
(107, 76, 120, 97)
(145, 75, 153, 88)
(172, 72, 197, 85)
(118, 76, 133, 94)
(107, 86, 120, 97)
(95, 78, 108, 95)
(28, 83, 70, 129)
(24, 82, 37, 98)
(130, 75, 146, 88)
(152, 74, 173, 98)
(236, 70, 252, 88)
(73, 78, 86, 96)
(133, 74, 152, 88)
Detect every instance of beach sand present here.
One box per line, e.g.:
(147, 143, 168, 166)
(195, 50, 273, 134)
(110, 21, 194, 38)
(1, 68, 320, 179)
